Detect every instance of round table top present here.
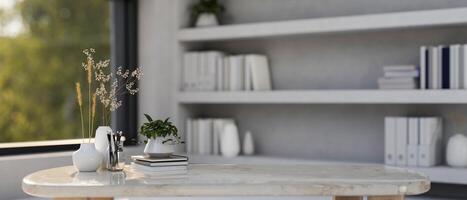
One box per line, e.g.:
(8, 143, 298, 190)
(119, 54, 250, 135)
(22, 163, 430, 198)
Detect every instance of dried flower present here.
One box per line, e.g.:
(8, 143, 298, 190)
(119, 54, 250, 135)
(75, 83, 82, 106)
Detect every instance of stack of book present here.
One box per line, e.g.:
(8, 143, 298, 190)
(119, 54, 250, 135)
(130, 155, 188, 176)
(378, 65, 419, 89)
(384, 116, 442, 167)
(182, 51, 272, 91)
(420, 44, 467, 89)
(185, 118, 236, 155)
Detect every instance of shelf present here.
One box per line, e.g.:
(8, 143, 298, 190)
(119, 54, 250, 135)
(178, 8, 467, 42)
(189, 155, 467, 185)
(177, 90, 467, 104)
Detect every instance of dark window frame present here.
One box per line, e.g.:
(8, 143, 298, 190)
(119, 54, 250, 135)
(0, 0, 138, 156)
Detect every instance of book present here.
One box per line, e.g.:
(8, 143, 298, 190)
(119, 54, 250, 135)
(132, 155, 188, 163)
(228, 56, 245, 91)
(384, 117, 396, 165)
(396, 117, 408, 166)
(441, 46, 450, 89)
(377, 77, 416, 85)
(383, 70, 419, 78)
(429, 47, 440, 89)
(407, 117, 419, 166)
(378, 83, 417, 89)
(131, 163, 188, 172)
(418, 117, 442, 167)
(383, 65, 418, 71)
(420, 46, 427, 89)
(460, 45, 467, 89)
(247, 54, 272, 90)
(450, 45, 460, 89)
(134, 160, 188, 167)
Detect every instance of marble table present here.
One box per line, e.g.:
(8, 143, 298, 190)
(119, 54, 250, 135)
(22, 164, 430, 200)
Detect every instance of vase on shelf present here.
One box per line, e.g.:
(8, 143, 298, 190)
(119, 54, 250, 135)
(95, 126, 111, 167)
(243, 131, 255, 155)
(220, 122, 240, 158)
(195, 13, 219, 27)
(143, 137, 175, 158)
(446, 134, 467, 167)
(72, 143, 103, 172)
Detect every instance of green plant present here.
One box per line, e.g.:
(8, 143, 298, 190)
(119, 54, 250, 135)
(139, 114, 182, 144)
(191, 0, 224, 19)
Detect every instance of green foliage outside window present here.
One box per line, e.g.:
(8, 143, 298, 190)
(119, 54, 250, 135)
(0, 0, 110, 142)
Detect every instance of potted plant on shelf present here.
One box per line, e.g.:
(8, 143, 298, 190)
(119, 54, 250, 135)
(191, 0, 224, 27)
(140, 114, 183, 158)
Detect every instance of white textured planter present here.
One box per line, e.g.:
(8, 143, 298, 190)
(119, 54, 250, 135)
(196, 13, 219, 27)
(243, 131, 254, 155)
(220, 123, 240, 158)
(94, 126, 112, 167)
(144, 138, 175, 158)
(73, 143, 103, 172)
(446, 134, 467, 167)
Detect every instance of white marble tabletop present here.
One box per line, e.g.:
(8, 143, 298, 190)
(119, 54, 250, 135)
(22, 164, 430, 198)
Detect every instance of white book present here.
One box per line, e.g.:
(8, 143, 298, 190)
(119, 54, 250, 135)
(384, 117, 397, 165)
(205, 51, 223, 91)
(228, 56, 244, 91)
(383, 65, 418, 72)
(384, 70, 419, 78)
(450, 45, 461, 89)
(198, 119, 206, 155)
(223, 57, 230, 91)
(215, 54, 225, 91)
(378, 83, 417, 90)
(198, 119, 213, 155)
(131, 163, 188, 172)
(244, 58, 253, 91)
(428, 47, 439, 89)
(192, 119, 199, 154)
(182, 53, 197, 91)
(186, 119, 193, 154)
(378, 77, 416, 85)
(407, 117, 419, 166)
(396, 117, 408, 166)
(437, 46, 443, 89)
(247, 54, 272, 90)
(462, 45, 467, 89)
(420, 46, 427, 89)
(460, 45, 466, 89)
(418, 117, 442, 167)
(199, 52, 208, 91)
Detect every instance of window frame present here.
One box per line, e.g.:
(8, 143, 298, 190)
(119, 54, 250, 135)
(0, 0, 139, 155)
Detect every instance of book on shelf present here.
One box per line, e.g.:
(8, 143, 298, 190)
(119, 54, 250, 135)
(181, 51, 272, 92)
(378, 65, 419, 89)
(131, 155, 188, 163)
(186, 118, 236, 155)
(419, 44, 467, 89)
(384, 116, 442, 167)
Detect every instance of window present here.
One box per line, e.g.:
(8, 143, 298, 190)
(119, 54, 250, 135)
(0, 0, 110, 145)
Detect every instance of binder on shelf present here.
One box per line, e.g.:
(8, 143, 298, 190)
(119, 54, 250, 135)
(407, 117, 419, 166)
(395, 117, 408, 166)
(246, 54, 272, 91)
(420, 46, 427, 89)
(418, 117, 442, 167)
(384, 117, 396, 165)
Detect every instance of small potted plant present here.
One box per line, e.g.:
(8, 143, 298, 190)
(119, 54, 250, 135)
(191, 0, 224, 27)
(140, 114, 183, 158)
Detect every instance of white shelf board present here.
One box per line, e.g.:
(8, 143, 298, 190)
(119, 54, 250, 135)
(188, 155, 467, 185)
(177, 90, 467, 104)
(178, 8, 467, 42)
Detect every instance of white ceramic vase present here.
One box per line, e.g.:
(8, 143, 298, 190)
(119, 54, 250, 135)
(195, 13, 219, 27)
(220, 123, 240, 158)
(243, 131, 255, 155)
(95, 126, 111, 166)
(446, 134, 467, 167)
(144, 137, 175, 158)
(72, 143, 103, 172)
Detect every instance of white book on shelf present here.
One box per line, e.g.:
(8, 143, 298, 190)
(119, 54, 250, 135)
(428, 47, 439, 89)
(384, 117, 396, 165)
(192, 119, 199, 154)
(407, 117, 419, 166)
(244, 57, 253, 91)
(383, 70, 419, 78)
(396, 117, 408, 166)
(186, 118, 193, 154)
(247, 54, 272, 91)
(198, 119, 213, 155)
(460, 45, 467, 89)
(450, 45, 461, 89)
(383, 65, 418, 72)
(205, 51, 223, 91)
(215, 53, 225, 91)
(223, 57, 230, 91)
(418, 117, 442, 167)
(377, 77, 416, 85)
(229, 56, 245, 91)
(182, 52, 197, 91)
(420, 46, 427, 89)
